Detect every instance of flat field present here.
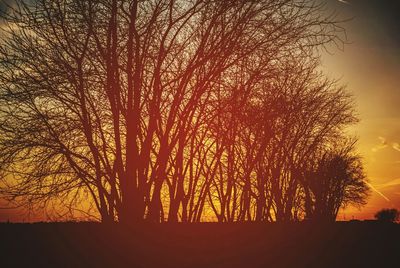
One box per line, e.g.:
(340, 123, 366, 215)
(0, 222, 398, 267)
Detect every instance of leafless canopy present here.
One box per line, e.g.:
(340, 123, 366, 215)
(0, 0, 368, 223)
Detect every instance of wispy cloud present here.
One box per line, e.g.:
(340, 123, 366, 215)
(392, 142, 400, 152)
(338, 0, 350, 4)
(376, 178, 400, 189)
(372, 136, 388, 152)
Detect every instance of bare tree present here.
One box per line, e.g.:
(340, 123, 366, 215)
(303, 140, 370, 222)
(0, 0, 365, 223)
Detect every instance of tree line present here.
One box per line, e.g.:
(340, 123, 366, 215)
(0, 0, 369, 223)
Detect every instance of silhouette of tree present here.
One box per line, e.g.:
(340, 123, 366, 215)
(302, 140, 370, 222)
(375, 208, 399, 223)
(0, 0, 362, 223)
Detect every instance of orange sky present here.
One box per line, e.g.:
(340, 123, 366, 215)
(325, 0, 400, 219)
(1, 0, 399, 222)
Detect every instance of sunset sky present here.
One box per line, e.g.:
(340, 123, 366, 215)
(0, 0, 399, 222)
(324, 0, 400, 219)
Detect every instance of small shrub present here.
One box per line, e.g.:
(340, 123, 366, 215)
(374, 208, 399, 223)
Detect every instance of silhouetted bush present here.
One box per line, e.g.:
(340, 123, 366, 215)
(374, 208, 399, 222)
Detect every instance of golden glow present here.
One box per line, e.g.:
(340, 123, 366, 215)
(323, 2, 400, 219)
(1, 0, 398, 223)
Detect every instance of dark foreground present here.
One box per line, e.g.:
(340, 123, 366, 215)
(0, 222, 399, 268)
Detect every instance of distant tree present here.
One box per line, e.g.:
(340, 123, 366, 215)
(374, 208, 399, 223)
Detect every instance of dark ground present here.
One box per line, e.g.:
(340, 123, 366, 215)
(0, 221, 399, 267)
